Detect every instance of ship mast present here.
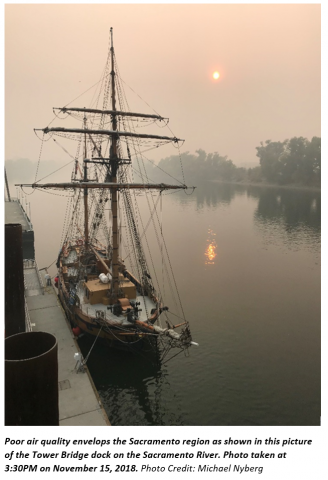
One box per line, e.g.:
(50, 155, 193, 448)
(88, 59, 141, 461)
(83, 114, 89, 246)
(110, 27, 120, 300)
(18, 28, 190, 299)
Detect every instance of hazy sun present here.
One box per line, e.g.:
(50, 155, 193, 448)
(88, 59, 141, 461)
(213, 71, 220, 80)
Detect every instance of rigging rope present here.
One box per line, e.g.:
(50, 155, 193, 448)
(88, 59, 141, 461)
(28, 37, 192, 360)
(160, 192, 165, 309)
(82, 325, 103, 366)
(114, 53, 188, 321)
(34, 132, 45, 183)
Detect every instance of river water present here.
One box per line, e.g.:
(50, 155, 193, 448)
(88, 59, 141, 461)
(13, 181, 321, 426)
(79, 183, 321, 426)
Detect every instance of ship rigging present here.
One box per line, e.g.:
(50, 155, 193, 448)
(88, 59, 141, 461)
(17, 28, 197, 362)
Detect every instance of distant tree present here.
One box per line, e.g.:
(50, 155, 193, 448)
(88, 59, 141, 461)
(142, 137, 321, 188)
(248, 166, 262, 183)
(306, 136, 321, 183)
(156, 150, 238, 183)
(255, 139, 288, 183)
(235, 167, 247, 182)
(256, 136, 321, 186)
(283, 136, 309, 184)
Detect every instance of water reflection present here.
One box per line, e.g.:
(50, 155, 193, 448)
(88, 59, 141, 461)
(176, 182, 320, 250)
(252, 188, 321, 230)
(251, 187, 321, 252)
(177, 181, 243, 209)
(205, 228, 217, 265)
(78, 335, 185, 426)
(8, 178, 320, 426)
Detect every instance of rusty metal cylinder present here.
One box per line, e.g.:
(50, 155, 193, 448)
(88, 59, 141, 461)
(5, 331, 59, 426)
(5, 223, 25, 337)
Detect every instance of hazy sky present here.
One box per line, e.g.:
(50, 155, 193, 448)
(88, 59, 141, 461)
(5, 3, 321, 169)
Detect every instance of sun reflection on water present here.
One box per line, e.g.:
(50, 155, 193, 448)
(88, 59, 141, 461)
(205, 228, 217, 265)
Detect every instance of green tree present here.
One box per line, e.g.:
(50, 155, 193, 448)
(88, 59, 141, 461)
(306, 136, 321, 184)
(256, 136, 321, 186)
(283, 136, 309, 184)
(256, 140, 288, 183)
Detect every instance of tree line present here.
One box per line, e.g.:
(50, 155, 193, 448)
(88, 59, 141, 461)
(142, 136, 320, 188)
(6, 136, 321, 188)
(254, 136, 320, 186)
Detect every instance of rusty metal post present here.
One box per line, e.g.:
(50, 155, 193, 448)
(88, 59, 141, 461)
(5, 331, 59, 426)
(5, 223, 25, 337)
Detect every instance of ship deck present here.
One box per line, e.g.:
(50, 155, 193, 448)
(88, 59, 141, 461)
(76, 282, 157, 325)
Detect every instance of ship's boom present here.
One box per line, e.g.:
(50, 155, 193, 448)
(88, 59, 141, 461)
(16, 182, 189, 191)
(36, 127, 183, 144)
(55, 107, 167, 121)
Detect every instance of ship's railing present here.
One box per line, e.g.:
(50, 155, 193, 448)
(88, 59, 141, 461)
(80, 304, 115, 323)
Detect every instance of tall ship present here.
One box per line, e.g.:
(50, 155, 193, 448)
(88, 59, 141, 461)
(17, 29, 197, 361)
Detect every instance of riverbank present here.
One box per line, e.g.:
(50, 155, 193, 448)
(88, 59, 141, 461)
(210, 179, 321, 192)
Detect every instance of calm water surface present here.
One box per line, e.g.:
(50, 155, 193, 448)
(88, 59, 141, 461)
(80, 183, 321, 426)
(17, 181, 321, 426)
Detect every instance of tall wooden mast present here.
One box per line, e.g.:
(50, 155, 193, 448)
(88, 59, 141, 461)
(110, 27, 120, 300)
(83, 114, 89, 246)
(20, 28, 190, 301)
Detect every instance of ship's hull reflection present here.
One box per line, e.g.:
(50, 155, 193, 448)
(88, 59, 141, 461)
(78, 334, 185, 426)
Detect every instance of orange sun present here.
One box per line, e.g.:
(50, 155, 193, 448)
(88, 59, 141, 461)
(213, 71, 220, 80)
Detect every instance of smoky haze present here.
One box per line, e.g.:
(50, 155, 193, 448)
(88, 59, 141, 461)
(5, 3, 320, 173)
(3, 4, 322, 434)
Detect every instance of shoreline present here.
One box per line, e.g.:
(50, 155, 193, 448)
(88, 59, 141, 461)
(210, 179, 321, 192)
